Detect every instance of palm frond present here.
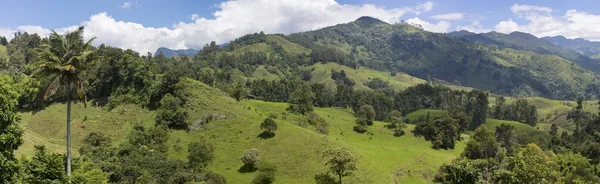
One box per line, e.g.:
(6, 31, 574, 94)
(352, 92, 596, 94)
(42, 76, 61, 101)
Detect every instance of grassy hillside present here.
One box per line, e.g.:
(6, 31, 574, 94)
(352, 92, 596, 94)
(311, 62, 426, 91)
(18, 79, 467, 183)
(0, 45, 6, 58)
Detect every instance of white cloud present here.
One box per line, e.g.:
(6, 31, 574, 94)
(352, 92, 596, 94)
(120, 1, 137, 9)
(431, 13, 464, 21)
(510, 4, 552, 14)
(492, 4, 600, 41)
(121, 2, 132, 9)
(494, 19, 519, 33)
(16, 25, 52, 37)
(406, 17, 451, 33)
(0, 28, 16, 39)
(0, 0, 436, 53)
(416, 1, 434, 14)
(456, 20, 491, 33)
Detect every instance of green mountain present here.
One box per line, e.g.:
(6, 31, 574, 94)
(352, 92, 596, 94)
(155, 47, 200, 58)
(543, 35, 600, 57)
(450, 30, 600, 74)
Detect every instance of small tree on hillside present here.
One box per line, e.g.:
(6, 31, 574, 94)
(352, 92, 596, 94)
(260, 118, 278, 136)
(354, 105, 375, 133)
(462, 126, 498, 159)
(188, 140, 215, 171)
(241, 148, 261, 169)
(387, 110, 407, 137)
(155, 93, 188, 129)
(322, 148, 357, 184)
(288, 83, 315, 114)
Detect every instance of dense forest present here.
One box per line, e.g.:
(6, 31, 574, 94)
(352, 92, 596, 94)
(3, 16, 600, 184)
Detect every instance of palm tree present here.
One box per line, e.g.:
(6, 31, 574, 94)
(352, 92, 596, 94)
(31, 26, 96, 178)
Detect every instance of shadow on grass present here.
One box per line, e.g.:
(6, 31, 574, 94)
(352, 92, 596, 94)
(237, 164, 257, 173)
(257, 132, 275, 139)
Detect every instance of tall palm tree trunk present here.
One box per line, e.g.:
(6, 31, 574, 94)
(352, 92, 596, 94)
(66, 83, 71, 179)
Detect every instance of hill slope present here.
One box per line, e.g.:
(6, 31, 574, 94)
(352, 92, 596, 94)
(451, 31, 600, 74)
(155, 47, 200, 58)
(18, 79, 468, 183)
(543, 35, 600, 57)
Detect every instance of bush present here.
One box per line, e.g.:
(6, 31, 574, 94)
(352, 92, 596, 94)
(252, 162, 276, 184)
(314, 173, 337, 184)
(393, 129, 405, 137)
(353, 125, 368, 133)
(241, 148, 261, 168)
(260, 118, 278, 135)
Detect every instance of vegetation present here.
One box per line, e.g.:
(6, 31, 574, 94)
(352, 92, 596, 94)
(5, 16, 600, 184)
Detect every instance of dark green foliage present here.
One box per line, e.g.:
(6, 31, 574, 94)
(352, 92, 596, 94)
(155, 93, 188, 129)
(462, 126, 499, 159)
(260, 118, 278, 136)
(436, 158, 494, 184)
(334, 84, 353, 108)
(491, 98, 539, 126)
(311, 47, 352, 67)
(413, 114, 464, 149)
(0, 78, 23, 183)
(495, 124, 517, 155)
(354, 105, 375, 133)
(550, 124, 558, 136)
(252, 162, 277, 184)
(311, 83, 334, 107)
(22, 145, 66, 183)
(331, 69, 355, 86)
(287, 83, 315, 114)
(387, 110, 407, 137)
(365, 77, 389, 90)
(469, 90, 488, 129)
(188, 140, 215, 171)
(127, 125, 170, 153)
(0, 36, 8, 46)
(314, 173, 337, 184)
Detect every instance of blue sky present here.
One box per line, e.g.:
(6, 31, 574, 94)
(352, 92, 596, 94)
(1, 0, 599, 53)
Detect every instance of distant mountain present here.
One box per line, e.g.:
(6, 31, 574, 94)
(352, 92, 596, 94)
(542, 36, 600, 57)
(154, 47, 200, 58)
(450, 30, 600, 74)
(277, 17, 600, 98)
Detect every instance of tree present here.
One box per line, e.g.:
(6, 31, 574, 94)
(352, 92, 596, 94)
(322, 148, 357, 184)
(387, 110, 407, 137)
(470, 90, 488, 129)
(463, 126, 499, 159)
(241, 148, 261, 169)
(260, 118, 278, 135)
(30, 26, 97, 178)
(0, 76, 23, 183)
(287, 83, 315, 114)
(550, 124, 558, 136)
(495, 124, 516, 155)
(354, 105, 375, 133)
(502, 144, 556, 183)
(492, 96, 507, 119)
(22, 145, 66, 183)
(155, 93, 188, 129)
(188, 140, 215, 171)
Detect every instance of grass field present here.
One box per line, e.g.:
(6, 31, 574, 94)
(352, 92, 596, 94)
(311, 62, 426, 91)
(18, 79, 467, 184)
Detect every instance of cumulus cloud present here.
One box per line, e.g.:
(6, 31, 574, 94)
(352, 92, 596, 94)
(493, 4, 600, 41)
(0, 28, 16, 39)
(494, 19, 520, 33)
(0, 0, 436, 53)
(406, 17, 451, 33)
(430, 13, 464, 21)
(456, 20, 491, 33)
